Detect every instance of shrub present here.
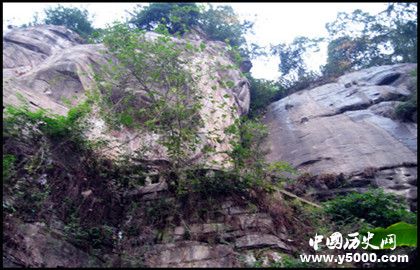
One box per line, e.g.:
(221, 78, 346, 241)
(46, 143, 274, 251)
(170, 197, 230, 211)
(3, 101, 92, 220)
(96, 22, 204, 173)
(395, 68, 417, 122)
(64, 211, 115, 250)
(3, 101, 91, 141)
(395, 92, 417, 122)
(14, 183, 50, 222)
(144, 198, 174, 228)
(247, 75, 284, 118)
(323, 189, 416, 228)
(3, 154, 16, 182)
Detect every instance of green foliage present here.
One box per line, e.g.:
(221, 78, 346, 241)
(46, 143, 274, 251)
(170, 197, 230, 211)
(129, 3, 201, 35)
(322, 35, 389, 77)
(322, 3, 417, 76)
(367, 222, 417, 249)
(273, 3, 417, 86)
(96, 22, 204, 172)
(3, 100, 92, 222)
(3, 100, 91, 141)
(227, 118, 268, 170)
(247, 75, 284, 117)
(199, 4, 253, 50)
(182, 170, 249, 198)
(43, 5, 94, 38)
(395, 94, 417, 122)
(128, 3, 253, 54)
(272, 36, 325, 92)
(395, 68, 417, 122)
(323, 189, 416, 228)
(173, 117, 294, 199)
(64, 212, 115, 250)
(226, 45, 244, 68)
(13, 179, 50, 221)
(323, 36, 369, 77)
(273, 36, 323, 80)
(144, 198, 174, 228)
(94, 21, 289, 210)
(267, 161, 297, 182)
(86, 28, 106, 44)
(3, 154, 16, 182)
(225, 117, 294, 193)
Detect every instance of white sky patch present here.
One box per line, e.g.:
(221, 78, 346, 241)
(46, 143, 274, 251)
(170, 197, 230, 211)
(3, 2, 388, 80)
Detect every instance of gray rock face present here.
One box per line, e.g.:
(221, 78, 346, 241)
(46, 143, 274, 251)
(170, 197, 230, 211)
(3, 25, 105, 115)
(144, 241, 238, 267)
(3, 25, 82, 70)
(235, 234, 290, 250)
(263, 63, 417, 206)
(3, 25, 250, 168)
(119, 185, 292, 267)
(3, 219, 101, 267)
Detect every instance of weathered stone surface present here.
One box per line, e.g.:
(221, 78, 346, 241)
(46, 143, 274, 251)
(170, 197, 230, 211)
(263, 63, 417, 203)
(137, 181, 168, 194)
(173, 223, 230, 237)
(118, 189, 293, 266)
(234, 213, 274, 232)
(174, 256, 239, 267)
(3, 25, 250, 169)
(228, 205, 253, 215)
(3, 25, 82, 70)
(3, 220, 100, 267)
(144, 241, 236, 267)
(235, 234, 290, 251)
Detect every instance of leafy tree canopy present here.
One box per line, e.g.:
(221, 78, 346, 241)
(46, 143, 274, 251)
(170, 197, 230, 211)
(128, 3, 201, 35)
(273, 3, 417, 87)
(272, 36, 323, 82)
(322, 3, 417, 76)
(199, 4, 253, 49)
(127, 3, 253, 55)
(43, 5, 95, 38)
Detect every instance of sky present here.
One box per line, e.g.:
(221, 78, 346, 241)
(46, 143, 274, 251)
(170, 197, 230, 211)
(3, 2, 389, 80)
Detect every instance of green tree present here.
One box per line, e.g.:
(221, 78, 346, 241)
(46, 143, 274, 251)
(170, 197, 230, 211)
(247, 76, 283, 118)
(323, 189, 416, 228)
(127, 3, 253, 55)
(199, 4, 253, 49)
(274, 3, 417, 85)
(95, 23, 204, 174)
(322, 36, 388, 77)
(272, 36, 323, 89)
(322, 3, 417, 76)
(128, 3, 201, 35)
(43, 5, 94, 38)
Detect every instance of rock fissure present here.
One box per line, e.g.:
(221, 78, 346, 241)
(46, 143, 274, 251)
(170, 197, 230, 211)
(3, 37, 48, 55)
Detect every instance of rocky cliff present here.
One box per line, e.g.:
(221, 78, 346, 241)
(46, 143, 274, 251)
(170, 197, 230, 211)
(3, 25, 250, 167)
(3, 25, 292, 268)
(263, 63, 417, 210)
(3, 25, 417, 268)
